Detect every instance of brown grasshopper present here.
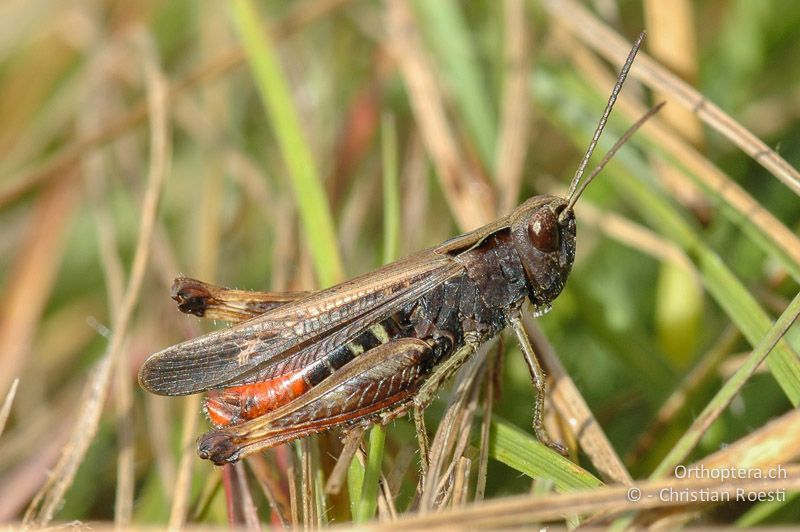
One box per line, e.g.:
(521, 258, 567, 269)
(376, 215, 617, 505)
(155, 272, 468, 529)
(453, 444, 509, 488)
(139, 32, 658, 466)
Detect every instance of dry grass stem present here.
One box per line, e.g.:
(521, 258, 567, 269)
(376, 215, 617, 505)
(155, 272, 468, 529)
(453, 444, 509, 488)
(22, 30, 171, 527)
(233, 462, 262, 530)
(377, 470, 399, 521)
(147, 228, 205, 514)
(399, 133, 430, 255)
(385, 446, 415, 506)
(80, 48, 135, 526)
(114, 337, 136, 527)
(452, 456, 471, 507)
(433, 367, 484, 509)
(496, 0, 533, 213)
(637, 408, 800, 528)
(374, 464, 800, 530)
(167, 398, 202, 529)
(0, 172, 79, 400)
(325, 427, 365, 495)
(474, 346, 501, 502)
(287, 460, 299, 527)
(248, 454, 292, 528)
(22, 356, 114, 526)
(385, 0, 495, 230)
(81, 60, 126, 318)
(0, 379, 19, 440)
(300, 438, 318, 527)
(0, 0, 352, 209)
(643, 0, 703, 144)
(420, 346, 489, 511)
(695, 408, 800, 473)
(143, 393, 177, 497)
(643, 0, 708, 218)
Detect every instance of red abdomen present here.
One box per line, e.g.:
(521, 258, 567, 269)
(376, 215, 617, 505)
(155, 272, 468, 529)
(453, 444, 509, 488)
(205, 370, 310, 426)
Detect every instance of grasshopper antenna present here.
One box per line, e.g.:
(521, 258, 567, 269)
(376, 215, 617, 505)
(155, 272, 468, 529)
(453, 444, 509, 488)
(565, 31, 645, 209)
(565, 102, 665, 213)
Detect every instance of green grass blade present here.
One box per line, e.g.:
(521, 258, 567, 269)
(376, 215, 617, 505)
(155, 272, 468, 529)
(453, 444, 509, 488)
(230, 0, 344, 287)
(652, 289, 800, 477)
(347, 457, 365, 520)
(413, 0, 497, 169)
(355, 426, 385, 522)
(489, 417, 602, 491)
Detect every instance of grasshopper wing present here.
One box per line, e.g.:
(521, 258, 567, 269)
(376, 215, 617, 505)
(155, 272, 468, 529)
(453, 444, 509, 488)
(139, 251, 463, 396)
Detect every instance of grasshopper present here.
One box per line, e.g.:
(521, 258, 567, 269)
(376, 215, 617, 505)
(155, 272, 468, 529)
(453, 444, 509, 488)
(139, 32, 658, 466)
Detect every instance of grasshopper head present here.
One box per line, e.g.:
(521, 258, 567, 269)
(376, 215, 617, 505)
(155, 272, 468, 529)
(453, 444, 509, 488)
(509, 196, 576, 307)
(501, 33, 656, 308)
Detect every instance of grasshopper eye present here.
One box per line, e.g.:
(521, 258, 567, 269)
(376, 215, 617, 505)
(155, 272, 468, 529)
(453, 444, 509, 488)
(528, 208, 560, 252)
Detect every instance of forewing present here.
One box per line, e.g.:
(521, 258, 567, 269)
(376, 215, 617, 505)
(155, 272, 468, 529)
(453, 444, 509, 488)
(139, 251, 462, 396)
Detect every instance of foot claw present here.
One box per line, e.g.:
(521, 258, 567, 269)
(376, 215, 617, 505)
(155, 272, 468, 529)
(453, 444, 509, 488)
(546, 440, 569, 458)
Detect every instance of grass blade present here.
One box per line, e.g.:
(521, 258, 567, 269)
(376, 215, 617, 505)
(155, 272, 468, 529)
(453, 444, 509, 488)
(488, 417, 601, 492)
(355, 426, 386, 522)
(412, 0, 497, 169)
(230, 0, 344, 286)
(347, 453, 365, 520)
(652, 289, 800, 477)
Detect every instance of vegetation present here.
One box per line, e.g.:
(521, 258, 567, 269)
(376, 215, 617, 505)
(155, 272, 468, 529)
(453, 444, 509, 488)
(1, 0, 798, 527)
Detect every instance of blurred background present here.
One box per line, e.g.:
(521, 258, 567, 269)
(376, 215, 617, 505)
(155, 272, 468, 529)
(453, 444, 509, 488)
(0, 0, 799, 526)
